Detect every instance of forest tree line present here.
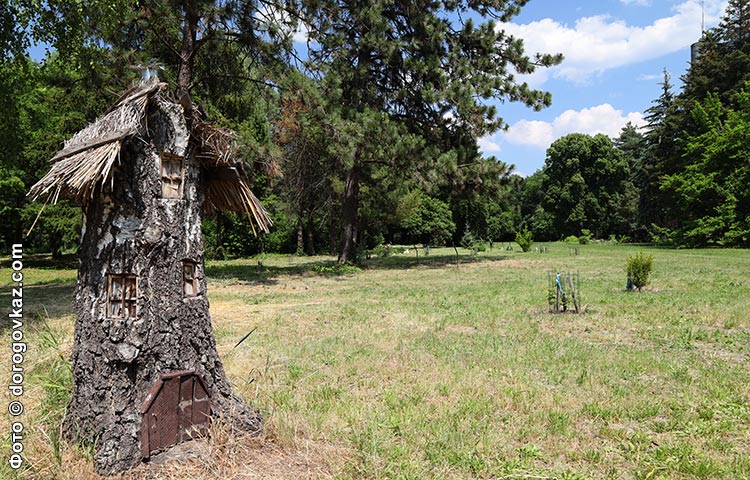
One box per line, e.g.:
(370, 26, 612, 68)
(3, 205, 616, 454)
(1, 0, 749, 263)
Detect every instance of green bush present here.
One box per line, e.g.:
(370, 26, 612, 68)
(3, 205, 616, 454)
(564, 235, 579, 243)
(460, 230, 486, 253)
(473, 241, 487, 252)
(460, 230, 477, 249)
(373, 244, 393, 257)
(515, 228, 533, 252)
(578, 235, 590, 245)
(626, 251, 654, 292)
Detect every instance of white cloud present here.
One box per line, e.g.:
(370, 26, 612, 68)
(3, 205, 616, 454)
(621, 0, 652, 6)
(503, 120, 555, 149)
(500, 104, 646, 151)
(477, 136, 501, 154)
(638, 72, 664, 81)
(498, 0, 727, 83)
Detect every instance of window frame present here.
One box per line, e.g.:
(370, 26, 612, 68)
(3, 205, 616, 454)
(160, 152, 184, 199)
(182, 261, 199, 298)
(108, 274, 137, 318)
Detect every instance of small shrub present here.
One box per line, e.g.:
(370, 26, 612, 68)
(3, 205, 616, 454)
(460, 230, 477, 249)
(373, 244, 393, 257)
(515, 228, 533, 252)
(313, 263, 363, 276)
(626, 251, 654, 292)
(564, 235, 579, 243)
(460, 230, 486, 253)
(578, 235, 590, 245)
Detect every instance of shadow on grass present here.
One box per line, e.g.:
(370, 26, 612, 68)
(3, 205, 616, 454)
(206, 252, 511, 283)
(0, 252, 78, 270)
(1, 253, 512, 318)
(362, 253, 510, 270)
(206, 259, 344, 284)
(0, 282, 75, 332)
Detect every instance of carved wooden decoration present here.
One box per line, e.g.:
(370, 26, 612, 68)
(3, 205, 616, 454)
(28, 78, 271, 475)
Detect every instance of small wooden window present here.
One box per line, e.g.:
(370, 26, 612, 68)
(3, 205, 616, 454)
(108, 274, 137, 318)
(160, 152, 184, 198)
(183, 261, 198, 297)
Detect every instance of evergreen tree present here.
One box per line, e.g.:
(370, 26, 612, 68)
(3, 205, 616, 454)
(640, 69, 682, 235)
(717, 0, 750, 50)
(663, 86, 750, 247)
(614, 122, 646, 240)
(652, 0, 750, 243)
(681, 0, 750, 112)
(300, 0, 562, 263)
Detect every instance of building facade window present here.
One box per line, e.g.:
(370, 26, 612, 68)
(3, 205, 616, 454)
(160, 152, 184, 198)
(183, 261, 198, 297)
(108, 274, 137, 318)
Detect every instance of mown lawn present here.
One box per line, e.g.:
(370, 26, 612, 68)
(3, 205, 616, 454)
(2, 243, 749, 479)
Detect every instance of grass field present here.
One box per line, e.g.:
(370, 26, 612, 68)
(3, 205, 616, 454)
(2, 243, 750, 479)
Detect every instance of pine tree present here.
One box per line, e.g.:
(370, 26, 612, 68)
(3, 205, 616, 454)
(300, 0, 562, 263)
(641, 69, 681, 233)
(682, 0, 750, 109)
(718, 0, 750, 48)
(613, 123, 645, 240)
(655, 0, 750, 243)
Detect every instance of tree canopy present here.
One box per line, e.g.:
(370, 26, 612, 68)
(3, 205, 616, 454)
(7, 0, 750, 256)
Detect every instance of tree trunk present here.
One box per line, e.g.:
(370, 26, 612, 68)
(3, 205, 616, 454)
(296, 211, 304, 254)
(216, 212, 225, 259)
(305, 210, 315, 255)
(63, 96, 260, 475)
(176, 0, 199, 98)
(50, 235, 62, 260)
(338, 161, 360, 264)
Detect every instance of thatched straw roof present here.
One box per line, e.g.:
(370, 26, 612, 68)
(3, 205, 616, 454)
(28, 80, 271, 234)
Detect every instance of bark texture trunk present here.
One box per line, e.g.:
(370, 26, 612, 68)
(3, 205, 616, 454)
(305, 211, 315, 256)
(338, 162, 360, 264)
(63, 96, 260, 475)
(296, 213, 304, 254)
(176, 0, 199, 98)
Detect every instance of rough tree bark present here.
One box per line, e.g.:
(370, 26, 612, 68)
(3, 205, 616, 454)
(305, 211, 315, 255)
(63, 95, 260, 475)
(176, 0, 199, 99)
(296, 211, 304, 254)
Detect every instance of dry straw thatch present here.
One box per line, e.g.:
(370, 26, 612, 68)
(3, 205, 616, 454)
(28, 79, 271, 234)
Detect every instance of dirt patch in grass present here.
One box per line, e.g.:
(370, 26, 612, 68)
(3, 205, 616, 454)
(122, 435, 340, 480)
(694, 340, 749, 366)
(442, 325, 478, 335)
(537, 314, 647, 349)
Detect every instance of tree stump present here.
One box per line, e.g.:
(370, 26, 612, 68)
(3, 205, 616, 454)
(58, 90, 261, 474)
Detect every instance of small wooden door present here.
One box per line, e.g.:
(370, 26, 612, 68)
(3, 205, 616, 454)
(140, 370, 211, 459)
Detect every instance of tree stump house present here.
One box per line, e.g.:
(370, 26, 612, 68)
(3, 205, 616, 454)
(29, 78, 271, 474)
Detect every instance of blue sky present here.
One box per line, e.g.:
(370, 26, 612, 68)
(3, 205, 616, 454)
(482, 0, 729, 177)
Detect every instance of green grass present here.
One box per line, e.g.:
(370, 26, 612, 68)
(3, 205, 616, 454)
(2, 243, 750, 479)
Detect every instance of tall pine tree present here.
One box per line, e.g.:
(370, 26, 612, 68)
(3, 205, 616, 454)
(299, 0, 562, 263)
(641, 69, 681, 234)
